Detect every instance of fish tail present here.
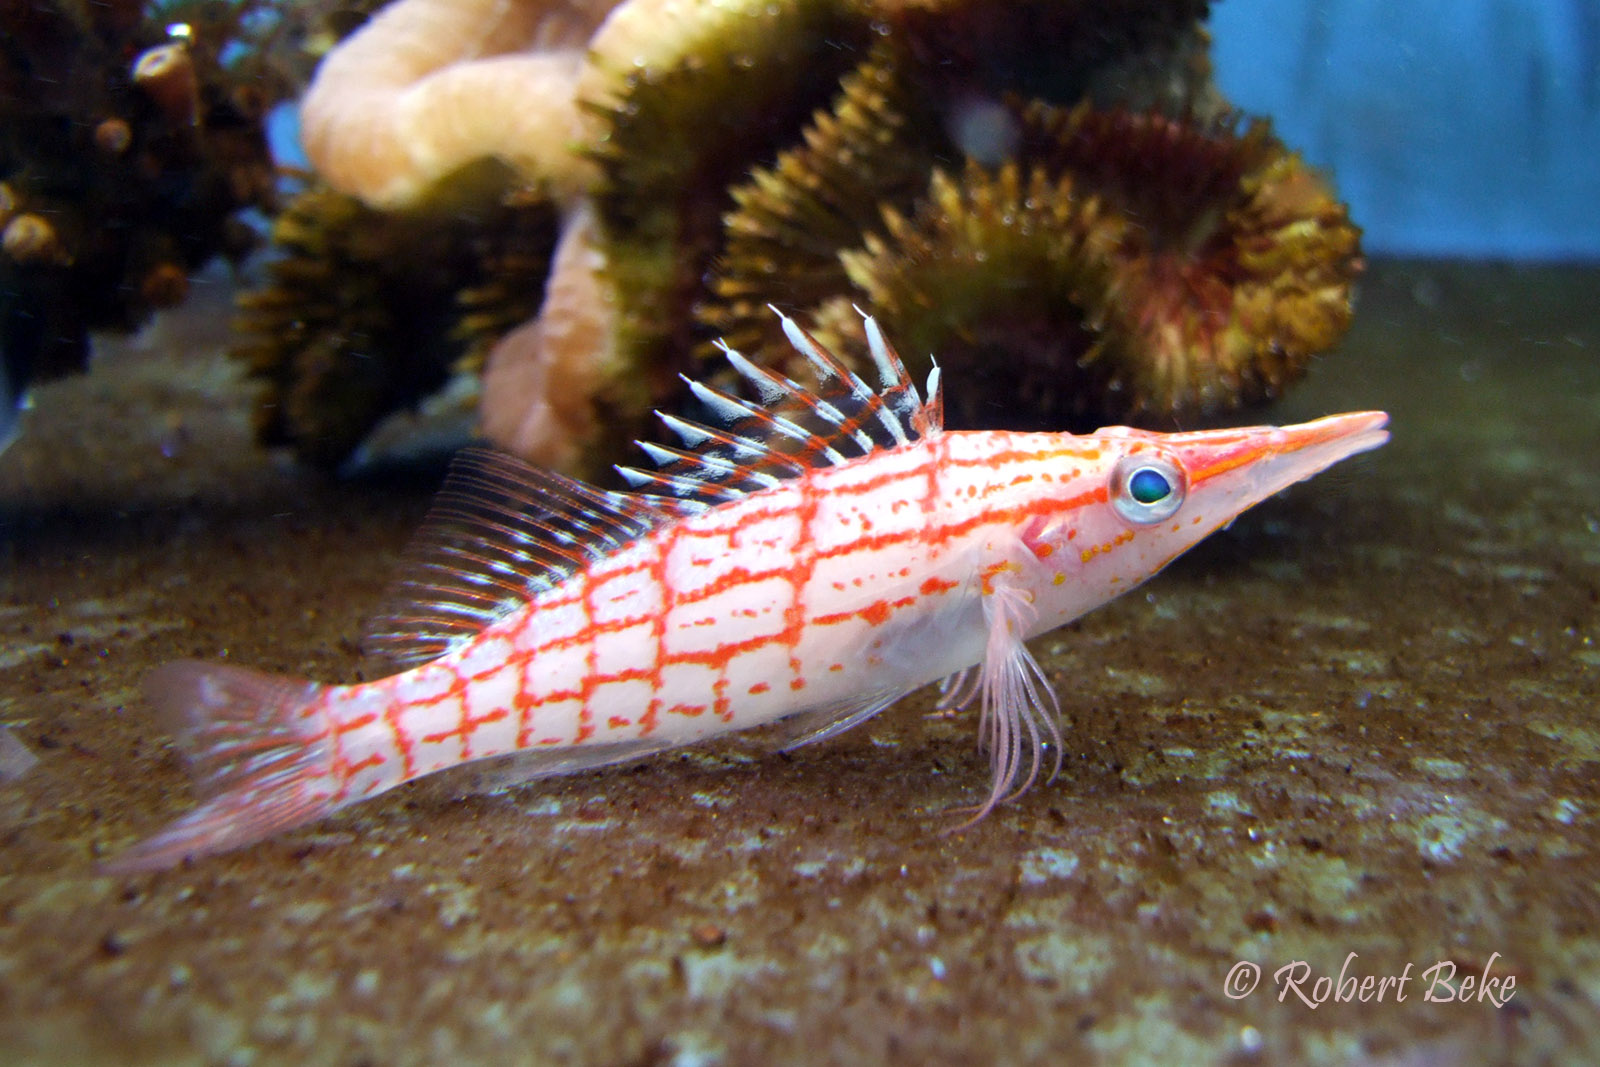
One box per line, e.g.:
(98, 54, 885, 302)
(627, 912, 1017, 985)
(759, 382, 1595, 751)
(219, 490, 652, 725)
(101, 661, 340, 873)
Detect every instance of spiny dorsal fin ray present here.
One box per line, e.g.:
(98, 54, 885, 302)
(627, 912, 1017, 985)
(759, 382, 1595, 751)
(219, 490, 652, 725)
(365, 448, 691, 668)
(616, 310, 942, 506)
(371, 312, 935, 665)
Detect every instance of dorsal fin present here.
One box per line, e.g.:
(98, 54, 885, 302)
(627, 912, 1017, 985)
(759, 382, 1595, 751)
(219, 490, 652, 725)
(365, 448, 690, 667)
(616, 310, 943, 506)
(368, 311, 938, 668)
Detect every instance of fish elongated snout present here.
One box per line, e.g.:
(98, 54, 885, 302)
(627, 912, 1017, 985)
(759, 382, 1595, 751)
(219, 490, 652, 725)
(1249, 410, 1389, 496)
(1171, 410, 1389, 520)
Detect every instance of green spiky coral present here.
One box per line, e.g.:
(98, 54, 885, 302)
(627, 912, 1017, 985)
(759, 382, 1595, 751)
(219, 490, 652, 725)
(840, 104, 1362, 427)
(583, 0, 871, 389)
(700, 42, 939, 366)
(587, 0, 1359, 435)
(699, 60, 1359, 429)
(234, 177, 556, 468)
(842, 161, 1128, 429)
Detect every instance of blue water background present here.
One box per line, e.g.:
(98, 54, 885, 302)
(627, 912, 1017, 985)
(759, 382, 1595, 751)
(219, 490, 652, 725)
(1213, 0, 1600, 261)
(269, 1, 1600, 262)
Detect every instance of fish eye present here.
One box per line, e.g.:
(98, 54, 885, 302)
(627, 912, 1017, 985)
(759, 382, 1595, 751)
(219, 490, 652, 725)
(1111, 455, 1186, 524)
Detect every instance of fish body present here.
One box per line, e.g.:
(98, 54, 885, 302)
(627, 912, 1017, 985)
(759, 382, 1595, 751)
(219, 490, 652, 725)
(107, 314, 1387, 871)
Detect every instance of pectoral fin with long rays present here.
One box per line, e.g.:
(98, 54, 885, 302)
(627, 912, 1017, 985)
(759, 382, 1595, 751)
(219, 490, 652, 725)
(935, 666, 980, 713)
(960, 574, 1064, 826)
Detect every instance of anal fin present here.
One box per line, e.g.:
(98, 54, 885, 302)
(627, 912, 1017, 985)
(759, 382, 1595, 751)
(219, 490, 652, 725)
(431, 738, 679, 796)
(774, 688, 909, 752)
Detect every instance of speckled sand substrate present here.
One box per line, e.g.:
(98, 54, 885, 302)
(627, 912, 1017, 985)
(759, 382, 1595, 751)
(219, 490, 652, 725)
(1, 261, 1597, 1065)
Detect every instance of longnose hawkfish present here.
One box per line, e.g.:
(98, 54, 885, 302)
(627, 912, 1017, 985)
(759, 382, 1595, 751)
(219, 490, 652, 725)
(105, 312, 1387, 871)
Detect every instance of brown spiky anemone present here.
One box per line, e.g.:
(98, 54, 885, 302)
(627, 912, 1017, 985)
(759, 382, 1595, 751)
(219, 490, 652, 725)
(581, 0, 872, 391)
(234, 175, 557, 468)
(586, 0, 1217, 405)
(698, 42, 940, 367)
(848, 103, 1362, 428)
(706, 88, 1361, 431)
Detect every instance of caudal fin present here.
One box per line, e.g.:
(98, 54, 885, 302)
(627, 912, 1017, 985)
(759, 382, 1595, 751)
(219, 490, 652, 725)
(102, 662, 339, 873)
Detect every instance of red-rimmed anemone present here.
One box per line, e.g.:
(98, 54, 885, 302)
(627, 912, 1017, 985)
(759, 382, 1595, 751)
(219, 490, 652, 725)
(266, 0, 1361, 470)
(705, 93, 1362, 432)
(848, 103, 1363, 429)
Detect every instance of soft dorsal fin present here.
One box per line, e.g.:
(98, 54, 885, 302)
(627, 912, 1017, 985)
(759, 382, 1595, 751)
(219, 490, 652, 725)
(368, 311, 939, 667)
(616, 310, 943, 507)
(365, 448, 687, 667)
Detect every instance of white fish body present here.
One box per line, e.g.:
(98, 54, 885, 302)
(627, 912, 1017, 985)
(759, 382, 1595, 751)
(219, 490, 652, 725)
(106, 313, 1387, 871)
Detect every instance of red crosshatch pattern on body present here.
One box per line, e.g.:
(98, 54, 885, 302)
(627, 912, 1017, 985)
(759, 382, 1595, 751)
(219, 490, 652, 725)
(316, 432, 1151, 790)
(312, 435, 1156, 788)
(100, 308, 1387, 874)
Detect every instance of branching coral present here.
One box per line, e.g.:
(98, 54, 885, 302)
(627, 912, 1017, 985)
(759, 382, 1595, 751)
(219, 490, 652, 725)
(0, 0, 283, 415)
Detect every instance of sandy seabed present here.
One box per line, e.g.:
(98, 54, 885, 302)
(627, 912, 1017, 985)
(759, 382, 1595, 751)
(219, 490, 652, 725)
(1, 260, 1597, 1065)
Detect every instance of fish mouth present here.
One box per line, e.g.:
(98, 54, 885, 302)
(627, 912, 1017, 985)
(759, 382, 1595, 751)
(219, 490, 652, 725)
(1184, 410, 1390, 507)
(1264, 410, 1390, 475)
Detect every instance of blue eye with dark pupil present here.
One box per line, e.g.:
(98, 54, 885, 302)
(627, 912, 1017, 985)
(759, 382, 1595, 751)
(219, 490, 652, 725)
(1128, 467, 1171, 504)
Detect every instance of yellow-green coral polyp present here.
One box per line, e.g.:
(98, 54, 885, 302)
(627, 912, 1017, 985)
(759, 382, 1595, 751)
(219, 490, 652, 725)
(709, 88, 1361, 431)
